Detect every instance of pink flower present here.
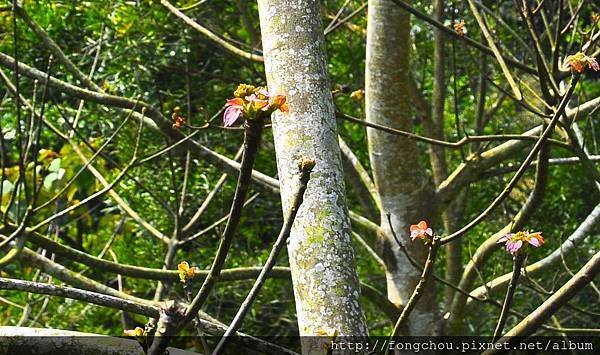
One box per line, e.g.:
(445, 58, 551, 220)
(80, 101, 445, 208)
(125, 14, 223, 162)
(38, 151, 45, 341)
(505, 238, 523, 255)
(410, 220, 433, 241)
(497, 231, 544, 255)
(223, 98, 244, 127)
(245, 94, 269, 111)
(255, 88, 270, 97)
(590, 59, 600, 72)
(565, 52, 599, 73)
(223, 85, 289, 126)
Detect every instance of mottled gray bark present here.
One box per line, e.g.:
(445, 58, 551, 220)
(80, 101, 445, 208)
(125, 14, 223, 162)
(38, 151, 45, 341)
(257, 0, 369, 349)
(0, 326, 195, 355)
(366, 0, 437, 335)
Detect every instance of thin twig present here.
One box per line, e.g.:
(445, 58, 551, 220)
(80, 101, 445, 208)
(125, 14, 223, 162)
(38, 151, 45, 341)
(179, 193, 260, 246)
(324, 2, 368, 36)
(180, 116, 265, 329)
(160, 0, 262, 62)
(492, 253, 525, 341)
(467, 0, 522, 100)
(390, 237, 439, 337)
(338, 111, 567, 149)
(182, 145, 244, 233)
(484, 251, 600, 355)
(388, 0, 537, 74)
(213, 158, 314, 354)
(324, 0, 352, 32)
(440, 74, 579, 245)
(386, 214, 487, 306)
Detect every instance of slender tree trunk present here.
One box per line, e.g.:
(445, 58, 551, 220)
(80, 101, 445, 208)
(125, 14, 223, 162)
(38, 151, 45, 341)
(427, 0, 465, 312)
(257, 0, 369, 350)
(366, 0, 437, 335)
(428, 0, 448, 186)
(237, 0, 260, 47)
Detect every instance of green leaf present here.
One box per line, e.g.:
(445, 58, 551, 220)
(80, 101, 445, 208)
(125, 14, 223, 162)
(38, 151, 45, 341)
(43, 168, 65, 191)
(1, 180, 13, 196)
(48, 158, 62, 172)
(43, 173, 59, 191)
(3, 129, 16, 140)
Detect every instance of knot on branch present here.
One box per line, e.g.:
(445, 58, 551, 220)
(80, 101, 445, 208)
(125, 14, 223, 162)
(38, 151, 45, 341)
(156, 300, 185, 335)
(147, 300, 186, 355)
(297, 157, 316, 173)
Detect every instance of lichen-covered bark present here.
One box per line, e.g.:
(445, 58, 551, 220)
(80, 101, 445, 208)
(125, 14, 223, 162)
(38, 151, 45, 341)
(257, 0, 368, 344)
(366, 0, 437, 335)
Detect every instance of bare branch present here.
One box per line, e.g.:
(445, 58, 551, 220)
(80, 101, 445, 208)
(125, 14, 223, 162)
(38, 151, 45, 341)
(0, 277, 159, 317)
(182, 116, 266, 328)
(388, 0, 537, 74)
(160, 0, 263, 62)
(339, 136, 381, 220)
(468, 203, 600, 303)
(467, 0, 522, 100)
(440, 74, 579, 245)
(338, 111, 567, 149)
(390, 237, 439, 337)
(0, 52, 280, 193)
(214, 158, 314, 353)
(484, 250, 600, 354)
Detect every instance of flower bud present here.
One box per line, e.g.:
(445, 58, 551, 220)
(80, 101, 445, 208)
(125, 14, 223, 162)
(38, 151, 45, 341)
(234, 84, 257, 98)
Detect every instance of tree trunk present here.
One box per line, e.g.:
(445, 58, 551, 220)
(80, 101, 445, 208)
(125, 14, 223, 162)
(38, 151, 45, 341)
(366, 0, 437, 335)
(257, 0, 369, 349)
